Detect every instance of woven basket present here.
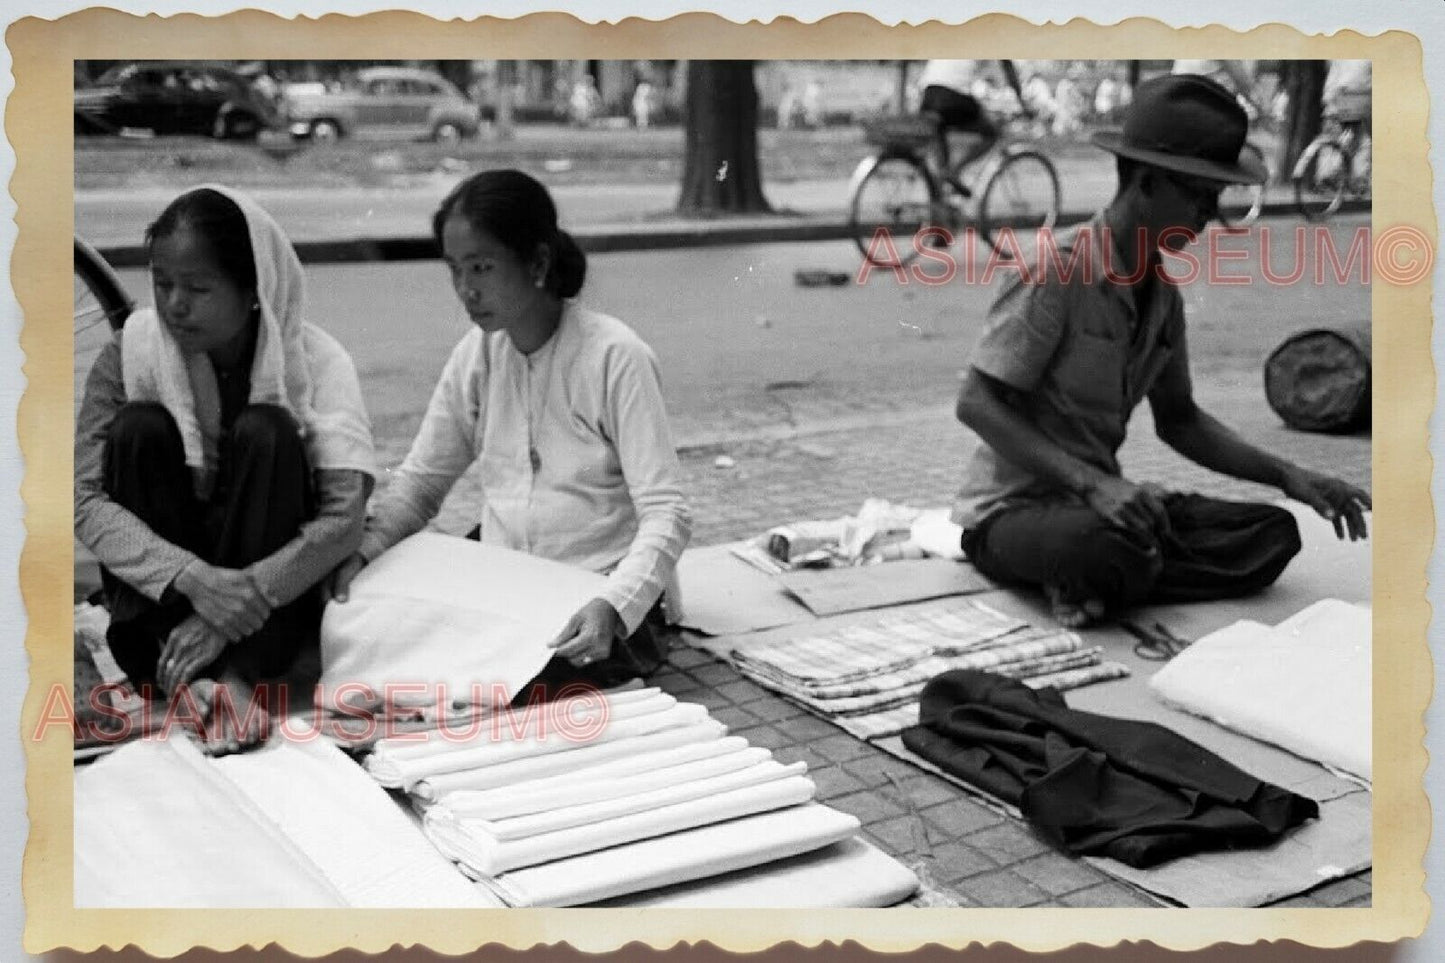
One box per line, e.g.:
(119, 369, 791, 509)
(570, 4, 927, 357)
(1263, 324, 1371, 433)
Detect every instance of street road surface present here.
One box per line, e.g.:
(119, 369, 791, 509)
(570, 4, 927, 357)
(77, 218, 1371, 464)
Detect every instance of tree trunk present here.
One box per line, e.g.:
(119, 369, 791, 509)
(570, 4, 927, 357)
(1277, 60, 1328, 181)
(678, 60, 771, 215)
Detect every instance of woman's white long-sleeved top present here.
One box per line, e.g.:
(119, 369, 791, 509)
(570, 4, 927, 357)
(357, 302, 692, 635)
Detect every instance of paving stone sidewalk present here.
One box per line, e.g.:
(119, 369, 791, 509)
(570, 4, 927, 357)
(421, 389, 1370, 908)
(654, 405, 1372, 909)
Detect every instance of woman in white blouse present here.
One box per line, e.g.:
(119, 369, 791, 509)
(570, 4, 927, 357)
(328, 169, 692, 681)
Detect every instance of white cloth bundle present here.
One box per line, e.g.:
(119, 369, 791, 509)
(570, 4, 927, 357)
(370, 689, 676, 763)
(596, 837, 919, 908)
(321, 533, 610, 710)
(438, 737, 757, 819)
(427, 773, 817, 876)
(1150, 599, 1371, 780)
(476, 803, 862, 907)
(467, 758, 804, 840)
(367, 701, 714, 789)
(411, 720, 728, 801)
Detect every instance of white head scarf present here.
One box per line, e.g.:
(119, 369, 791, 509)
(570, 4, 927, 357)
(121, 184, 375, 493)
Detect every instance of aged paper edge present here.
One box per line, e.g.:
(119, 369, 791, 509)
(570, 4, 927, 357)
(13, 8, 1433, 955)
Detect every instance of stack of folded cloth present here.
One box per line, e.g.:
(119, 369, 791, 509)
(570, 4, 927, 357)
(729, 600, 1130, 739)
(362, 686, 892, 907)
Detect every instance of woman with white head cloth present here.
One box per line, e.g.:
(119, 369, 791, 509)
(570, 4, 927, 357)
(74, 185, 376, 752)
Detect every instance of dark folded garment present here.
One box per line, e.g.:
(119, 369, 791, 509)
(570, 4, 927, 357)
(901, 669, 1319, 868)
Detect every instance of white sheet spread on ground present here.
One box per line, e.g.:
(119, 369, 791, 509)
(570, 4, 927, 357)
(75, 736, 498, 908)
(475, 803, 864, 907)
(320, 532, 606, 707)
(1149, 599, 1371, 781)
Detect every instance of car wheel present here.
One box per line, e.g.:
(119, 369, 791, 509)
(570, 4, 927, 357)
(433, 122, 463, 145)
(310, 119, 342, 143)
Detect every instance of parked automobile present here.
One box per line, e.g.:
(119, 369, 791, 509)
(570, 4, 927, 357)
(74, 62, 280, 140)
(284, 67, 483, 144)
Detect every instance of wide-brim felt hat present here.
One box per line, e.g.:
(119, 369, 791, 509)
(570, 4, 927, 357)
(1091, 73, 1268, 185)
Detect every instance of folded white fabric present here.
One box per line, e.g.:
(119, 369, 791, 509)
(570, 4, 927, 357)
(597, 837, 919, 908)
(1149, 599, 1371, 780)
(477, 803, 862, 907)
(370, 688, 676, 763)
(366, 702, 714, 789)
(75, 736, 499, 908)
(320, 532, 607, 708)
(411, 720, 728, 801)
(475, 758, 805, 840)
(438, 737, 758, 819)
(76, 738, 347, 908)
(212, 738, 499, 907)
(426, 774, 817, 875)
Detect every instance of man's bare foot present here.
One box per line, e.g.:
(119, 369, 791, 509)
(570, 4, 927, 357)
(1045, 585, 1106, 628)
(202, 670, 267, 756)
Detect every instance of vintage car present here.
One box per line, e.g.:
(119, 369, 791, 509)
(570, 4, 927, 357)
(74, 62, 280, 139)
(284, 66, 483, 143)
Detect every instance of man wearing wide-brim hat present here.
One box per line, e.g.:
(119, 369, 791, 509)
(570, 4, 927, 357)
(951, 73, 1370, 627)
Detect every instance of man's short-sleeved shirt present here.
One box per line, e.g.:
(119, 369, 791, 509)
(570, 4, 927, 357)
(953, 214, 1187, 528)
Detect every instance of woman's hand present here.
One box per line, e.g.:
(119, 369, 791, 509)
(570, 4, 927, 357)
(1281, 466, 1371, 540)
(157, 613, 229, 696)
(324, 552, 369, 604)
(548, 598, 625, 668)
(172, 561, 271, 643)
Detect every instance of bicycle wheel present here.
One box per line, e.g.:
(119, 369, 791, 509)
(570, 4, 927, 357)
(1218, 142, 1269, 229)
(848, 152, 940, 268)
(976, 149, 1060, 253)
(75, 236, 133, 358)
(1293, 139, 1349, 222)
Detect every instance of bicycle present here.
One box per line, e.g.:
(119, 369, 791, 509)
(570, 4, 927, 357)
(848, 112, 1061, 268)
(1291, 116, 1371, 222)
(1216, 141, 1271, 229)
(75, 235, 134, 367)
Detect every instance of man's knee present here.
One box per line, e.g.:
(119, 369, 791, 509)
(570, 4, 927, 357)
(1052, 522, 1163, 608)
(230, 404, 304, 459)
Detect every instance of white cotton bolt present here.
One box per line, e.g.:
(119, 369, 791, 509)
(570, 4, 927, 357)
(714, 455, 736, 469)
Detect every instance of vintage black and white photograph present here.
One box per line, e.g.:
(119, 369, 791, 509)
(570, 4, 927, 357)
(63, 49, 1380, 915)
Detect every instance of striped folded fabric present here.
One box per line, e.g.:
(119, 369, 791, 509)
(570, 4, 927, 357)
(729, 600, 1029, 688)
(739, 631, 1088, 717)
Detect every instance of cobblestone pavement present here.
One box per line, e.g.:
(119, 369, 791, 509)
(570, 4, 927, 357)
(654, 401, 1372, 909)
(424, 389, 1371, 908)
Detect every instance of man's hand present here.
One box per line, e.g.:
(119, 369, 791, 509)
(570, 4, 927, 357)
(1084, 476, 1171, 540)
(173, 561, 271, 643)
(157, 614, 229, 695)
(548, 598, 625, 668)
(1281, 466, 1371, 540)
(324, 552, 369, 604)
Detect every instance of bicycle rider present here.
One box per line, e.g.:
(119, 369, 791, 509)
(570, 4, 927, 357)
(918, 60, 1029, 192)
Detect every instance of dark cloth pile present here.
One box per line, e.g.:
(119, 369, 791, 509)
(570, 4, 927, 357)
(902, 669, 1319, 868)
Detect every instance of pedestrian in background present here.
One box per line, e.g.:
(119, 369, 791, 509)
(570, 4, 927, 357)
(328, 169, 692, 688)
